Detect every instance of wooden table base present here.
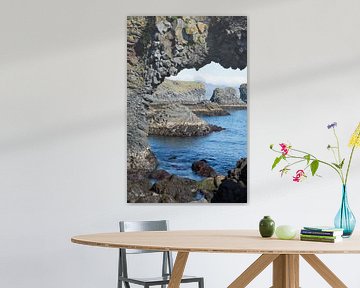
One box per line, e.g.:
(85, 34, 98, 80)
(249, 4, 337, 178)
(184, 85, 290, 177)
(168, 252, 348, 288)
(272, 254, 299, 288)
(227, 254, 347, 288)
(168, 252, 189, 288)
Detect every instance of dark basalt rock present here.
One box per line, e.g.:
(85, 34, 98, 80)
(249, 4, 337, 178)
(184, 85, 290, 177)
(211, 158, 247, 203)
(228, 158, 247, 185)
(149, 169, 171, 180)
(239, 83, 247, 103)
(134, 194, 162, 203)
(127, 175, 153, 203)
(150, 175, 197, 203)
(191, 159, 217, 177)
(211, 179, 247, 203)
(210, 87, 244, 106)
(127, 92, 158, 174)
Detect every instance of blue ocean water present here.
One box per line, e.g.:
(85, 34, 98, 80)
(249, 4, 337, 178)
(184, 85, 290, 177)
(148, 109, 247, 180)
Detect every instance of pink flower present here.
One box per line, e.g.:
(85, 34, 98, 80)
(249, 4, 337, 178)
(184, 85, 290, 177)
(293, 170, 305, 182)
(279, 143, 289, 155)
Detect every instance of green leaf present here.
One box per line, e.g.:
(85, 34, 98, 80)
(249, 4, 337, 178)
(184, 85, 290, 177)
(270, 144, 274, 149)
(339, 159, 345, 169)
(310, 160, 319, 176)
(332, 162, 341, 169)
(271, 156, 282, 170)
(332, 159, 345, 169)
(304, 154, 311, 164)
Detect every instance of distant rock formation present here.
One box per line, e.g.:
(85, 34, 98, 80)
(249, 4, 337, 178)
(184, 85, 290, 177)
(149, 79, 229, 116)
(150, 79, 206, 104)
(239, 83, 247, 103)
(186, 101, 230, 116)
(148, 103, 224, 137)
(210, 87, 245, 107)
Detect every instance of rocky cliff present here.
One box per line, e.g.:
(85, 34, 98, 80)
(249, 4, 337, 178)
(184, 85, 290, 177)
(239, 83, 247, 103)
(149, 79, 229, 115)
(150, 79, 206, 103)
(127, 16, 247, 177)
(210, 87, 245, 106)
(148, 103, 223, 136)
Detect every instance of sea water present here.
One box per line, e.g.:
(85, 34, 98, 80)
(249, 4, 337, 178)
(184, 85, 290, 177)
(148, 109, 247, 180)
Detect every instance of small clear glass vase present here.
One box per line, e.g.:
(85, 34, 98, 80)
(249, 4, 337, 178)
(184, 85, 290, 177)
(334, 185, 356, 237)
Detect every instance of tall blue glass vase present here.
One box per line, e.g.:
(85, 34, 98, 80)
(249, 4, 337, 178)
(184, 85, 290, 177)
(334, 185, 356, 237)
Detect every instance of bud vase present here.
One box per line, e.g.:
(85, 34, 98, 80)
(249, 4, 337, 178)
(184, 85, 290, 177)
(334, 185, 356, 237)
(259, 216, 275, 238)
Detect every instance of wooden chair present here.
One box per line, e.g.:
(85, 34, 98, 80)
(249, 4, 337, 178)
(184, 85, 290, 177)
(118, 220, 204, 288)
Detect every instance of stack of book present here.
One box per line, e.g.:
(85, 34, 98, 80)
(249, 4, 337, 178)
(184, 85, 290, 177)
(300, 226, 344, 243)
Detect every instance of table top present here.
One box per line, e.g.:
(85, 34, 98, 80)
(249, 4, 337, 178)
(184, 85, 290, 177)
(71, 230, 360, 254)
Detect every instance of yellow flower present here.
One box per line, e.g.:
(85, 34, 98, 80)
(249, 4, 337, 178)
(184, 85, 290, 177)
(349, 122, 360, 147)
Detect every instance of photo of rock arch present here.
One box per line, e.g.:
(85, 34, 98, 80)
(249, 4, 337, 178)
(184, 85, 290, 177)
(127, 16, 247, 203)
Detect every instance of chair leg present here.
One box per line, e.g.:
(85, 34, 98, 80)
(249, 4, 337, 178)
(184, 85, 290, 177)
(199, 278, 204, 288)
(118, 250, 123, 288)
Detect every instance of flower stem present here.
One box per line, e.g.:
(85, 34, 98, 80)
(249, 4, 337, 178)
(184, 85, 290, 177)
(333, 128, 342, 164)
(345, 130, 360, 185)
(284, 159, 306, 169)
(291, 148, 317, 159)
(285, 154, 344, 182)
(332, 128, 345, 182)
(345, 145, 356, 185)
(271, 147, 343, 182)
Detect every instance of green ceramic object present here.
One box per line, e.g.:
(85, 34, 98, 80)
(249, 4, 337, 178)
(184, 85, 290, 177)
(275, 225, 297, 240)
(259, 216, 275, 238)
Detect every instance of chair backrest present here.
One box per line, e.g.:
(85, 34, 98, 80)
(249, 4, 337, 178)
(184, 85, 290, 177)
(119, 220, 169, 254)
(118, 220, 173, 283)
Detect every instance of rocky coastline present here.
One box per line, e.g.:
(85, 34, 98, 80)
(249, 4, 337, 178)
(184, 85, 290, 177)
(147, 79, 247, 137)
(147, 103, 224, 137)
(127, 158, 247, 203)
(127, 16, 247, 202)
(131, 79, 247, 202)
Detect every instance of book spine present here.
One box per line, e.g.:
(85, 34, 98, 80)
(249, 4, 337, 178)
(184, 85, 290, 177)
(300, 237, 337, 243)
(301, 230, 336, 236)
(300, 234, 337, 240)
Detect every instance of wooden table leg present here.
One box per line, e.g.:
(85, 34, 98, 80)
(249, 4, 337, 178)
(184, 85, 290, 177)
(228, 254, 279, 288)
(168, 252, 189, 288)
(272, 254, 299, 288)
(301, 254, 347, 288)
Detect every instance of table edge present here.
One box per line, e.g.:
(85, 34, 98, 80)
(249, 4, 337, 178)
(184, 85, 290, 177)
(71, 236, 360, 255)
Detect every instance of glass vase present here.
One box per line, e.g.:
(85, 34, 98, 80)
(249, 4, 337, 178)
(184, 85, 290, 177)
(334, 185, 356, 237)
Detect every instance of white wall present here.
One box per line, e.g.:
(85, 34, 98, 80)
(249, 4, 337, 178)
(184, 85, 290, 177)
(1, 0, 360, 287)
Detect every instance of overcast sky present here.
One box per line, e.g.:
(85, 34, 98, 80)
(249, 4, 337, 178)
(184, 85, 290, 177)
(168, 61, 247, 87)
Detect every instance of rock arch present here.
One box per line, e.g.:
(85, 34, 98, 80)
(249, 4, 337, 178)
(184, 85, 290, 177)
(127, 16, 247, 175)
